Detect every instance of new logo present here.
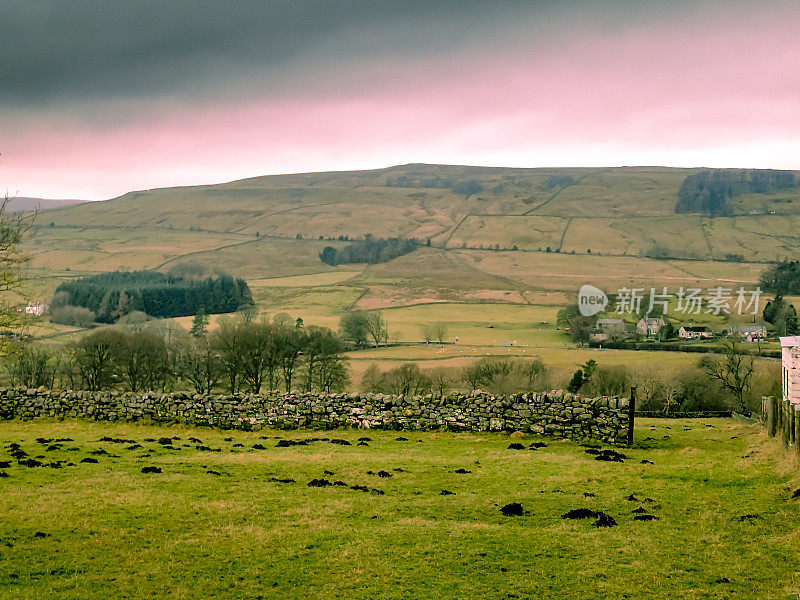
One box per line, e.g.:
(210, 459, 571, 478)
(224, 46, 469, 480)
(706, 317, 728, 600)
(578, 284, 608, 316)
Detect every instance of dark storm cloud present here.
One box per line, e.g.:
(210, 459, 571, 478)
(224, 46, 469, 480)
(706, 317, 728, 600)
(0, 0, 715, 106)
(0, 1, 517, 104)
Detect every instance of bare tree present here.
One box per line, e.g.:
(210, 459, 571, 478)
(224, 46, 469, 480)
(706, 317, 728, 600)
(174, 337, 223, 395)
(699, 338, 756, 413)
(339, 311, 369, 347)
(66, 328, 125, 391)
(431, 322, 448, 344)
(516, 358, 545, 390)
(364, 311, 389, 347)
(360, 363, 384, 393)
(0, 195, 36, 350)
(428, 367, 454, 396)
(211, 317, 245, 393)
(419, 323, 434, 343)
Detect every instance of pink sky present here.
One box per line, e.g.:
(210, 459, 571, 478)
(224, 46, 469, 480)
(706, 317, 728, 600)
(2, 2, 799, 200)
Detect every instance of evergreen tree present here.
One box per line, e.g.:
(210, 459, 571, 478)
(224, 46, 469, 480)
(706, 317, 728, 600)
(190, 309, 209, 338)
(567, 369, 585, 394)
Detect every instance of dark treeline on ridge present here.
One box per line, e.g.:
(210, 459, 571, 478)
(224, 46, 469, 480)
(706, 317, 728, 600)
(320, 236, 420, 266)
(675, 169, 798, 215)
(385, 176, 484, 197)
(53, 270, 252, 323)
(760, 260, 800, 295)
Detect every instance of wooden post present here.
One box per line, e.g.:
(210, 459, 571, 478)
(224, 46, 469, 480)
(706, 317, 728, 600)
(791, 404, 797, 447)
(795, 405, 800, 455)
(627, 386, 636, 446)
(783, 400, 791, 447)
(767, 396, 776, 437)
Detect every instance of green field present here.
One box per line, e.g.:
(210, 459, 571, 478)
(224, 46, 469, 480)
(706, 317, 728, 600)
(1, 418, 799, 599)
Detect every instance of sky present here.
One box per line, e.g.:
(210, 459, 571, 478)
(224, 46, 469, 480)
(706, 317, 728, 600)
(1, 0, 799, 200)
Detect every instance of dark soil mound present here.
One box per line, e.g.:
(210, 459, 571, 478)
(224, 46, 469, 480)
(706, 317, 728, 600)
(594, 514, 618, 527)
(276, 440, 308, 447)
(308, 478, 332, 487)
(562, 508, 600, 520)
(500, 503, 524, 516)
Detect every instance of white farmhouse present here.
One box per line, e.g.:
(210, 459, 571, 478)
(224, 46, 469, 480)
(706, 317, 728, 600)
(678, 325, 711, 339)
(24, 302, 49, 316)
(780, 336, 800, 406)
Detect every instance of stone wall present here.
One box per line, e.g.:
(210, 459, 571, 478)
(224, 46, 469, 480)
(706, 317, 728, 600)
(0, 388, 631, 445)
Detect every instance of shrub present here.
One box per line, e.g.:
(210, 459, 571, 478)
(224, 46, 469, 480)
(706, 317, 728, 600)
(51, 305, 96, 327)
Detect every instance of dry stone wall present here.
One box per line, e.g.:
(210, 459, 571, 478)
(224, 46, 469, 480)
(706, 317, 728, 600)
(0, 388, 631, 444)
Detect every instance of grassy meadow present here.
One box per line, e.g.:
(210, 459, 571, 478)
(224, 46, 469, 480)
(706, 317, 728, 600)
(1, 418, 799, 599)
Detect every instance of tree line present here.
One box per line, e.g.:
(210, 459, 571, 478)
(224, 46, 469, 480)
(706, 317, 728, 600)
(319, 236, 420, 266)
(675, 169, 798, 215)
(51, 270, 253, 324)
(384, 176, 484, 197)
(6, 321, 775, 414)
(760, 260, 800, 296)
(356, 342, 774, 415)
(7, 314, 349, 394)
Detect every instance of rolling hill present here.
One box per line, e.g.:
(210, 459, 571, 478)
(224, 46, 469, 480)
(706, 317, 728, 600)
(28, 164, 799, 286)
(6, 197, 86, 212)
(18, 163, 795, 374)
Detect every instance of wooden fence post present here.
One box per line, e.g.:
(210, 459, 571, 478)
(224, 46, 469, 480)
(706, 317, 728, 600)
(627, 386, 636, 446)
(767, 396, 777, 437)
(783, 399, 791, 447)
(795, 405, 800, 455)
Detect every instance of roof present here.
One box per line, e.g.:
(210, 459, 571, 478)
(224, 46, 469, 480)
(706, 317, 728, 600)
(638, 317, 664, 325)
(597, 318, 624, 325)
(735, 325, 766, 333)
(681, 326, 708, 332)
(780, 336, 800, 348)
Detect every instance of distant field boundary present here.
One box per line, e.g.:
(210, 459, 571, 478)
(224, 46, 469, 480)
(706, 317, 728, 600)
(589, 340, 781, 359)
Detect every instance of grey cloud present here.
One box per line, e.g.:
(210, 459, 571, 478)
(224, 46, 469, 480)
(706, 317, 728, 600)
(0, 0, 757, 107)
(0, 1, 532, 105)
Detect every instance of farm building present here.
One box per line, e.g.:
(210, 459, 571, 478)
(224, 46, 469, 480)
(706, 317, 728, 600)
(596, 318, 626, 333)
(678, 325, 711, 339)
(729, 325, 767, 342)
(636, 317, 664, 337)
(780, 336, 800, 406)
(23, 302, 49, 316)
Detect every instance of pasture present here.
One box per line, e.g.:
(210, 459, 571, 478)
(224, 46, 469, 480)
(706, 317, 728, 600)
(1, 418, 798, 599)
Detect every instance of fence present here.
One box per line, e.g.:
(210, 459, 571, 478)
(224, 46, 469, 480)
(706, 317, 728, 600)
(762, 395, 800, 453)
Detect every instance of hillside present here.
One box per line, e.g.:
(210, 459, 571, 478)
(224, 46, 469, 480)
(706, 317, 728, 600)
(7, 197, 86, 212)
(17, 163, 792, 379)
(37, 164, 800, 260)
(23, 164, 791, 303)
